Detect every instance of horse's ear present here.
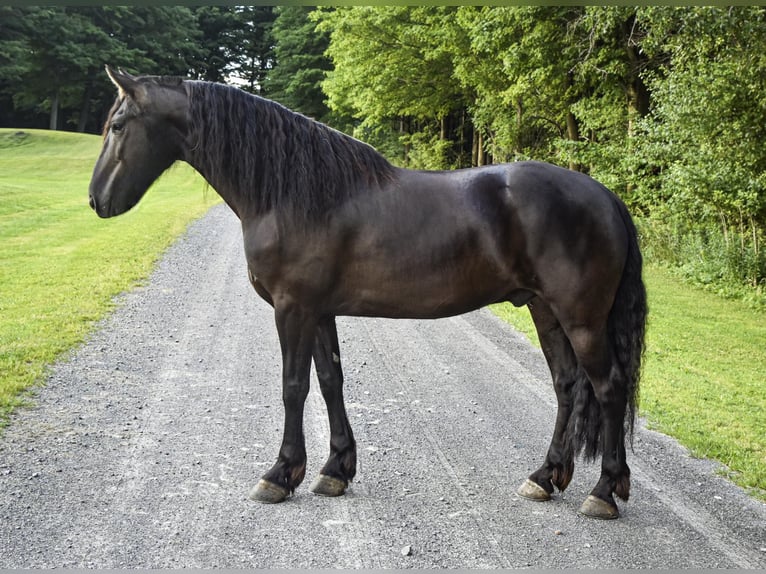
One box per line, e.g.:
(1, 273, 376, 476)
(105, 65, 146, 102)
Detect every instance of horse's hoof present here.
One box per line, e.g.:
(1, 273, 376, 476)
(249, 479, 290, 504)
(579, 495, 619, 519)
(309, 474, 348, 497)
(517, 479, 551, 501)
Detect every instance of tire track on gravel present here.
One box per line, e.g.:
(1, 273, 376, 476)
(359, 318, 513, 569)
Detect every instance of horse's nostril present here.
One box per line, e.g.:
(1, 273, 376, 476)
(89, 195, 96, 211)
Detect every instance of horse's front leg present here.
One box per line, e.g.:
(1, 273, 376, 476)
(249, 303, 317, 503)
(518, 299, 578, 501)
(309, 316, 357, 497)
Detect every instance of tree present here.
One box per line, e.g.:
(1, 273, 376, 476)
(452, 7, 586, 165)
(0, 7, 202, 133)
(634, 7, 766, 286)
(235, 6, 277, 94)
(190, 6, 248, 83)
(316, 6, 468, 168)
(264, 6, 331, 121)
(0, 7, 115, 130)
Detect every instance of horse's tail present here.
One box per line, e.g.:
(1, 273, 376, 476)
(567, 197, 648, 461)
(611, 199, 648, 444)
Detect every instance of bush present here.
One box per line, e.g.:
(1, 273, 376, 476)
(639, 217, 766, 308)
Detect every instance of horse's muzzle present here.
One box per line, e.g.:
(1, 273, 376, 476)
(88, 193, 111, 218)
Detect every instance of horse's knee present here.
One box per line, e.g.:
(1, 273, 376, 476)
(282, 378, 309, 408)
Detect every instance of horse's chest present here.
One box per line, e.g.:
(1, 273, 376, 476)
(242, 219, 338, 299)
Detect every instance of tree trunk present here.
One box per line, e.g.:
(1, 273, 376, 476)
(564, 70, 582, 172)
(400, 117, 410, 165)
(515, 97, 523, 156)
(624, 14, 651, 194)
(49, 90, 59, 131)
(77, 80, 93, 133)
(566, 111, 581, 171)
(625, 18, 650, 131)
(626, 79, 650, 136)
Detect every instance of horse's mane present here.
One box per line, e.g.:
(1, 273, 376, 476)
(184, 80, 395, 221)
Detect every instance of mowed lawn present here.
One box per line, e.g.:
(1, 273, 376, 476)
(0, 128, 217, 421)
(492, 265, 766, 500)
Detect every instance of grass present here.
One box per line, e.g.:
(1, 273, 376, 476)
(0, 128, 217, 424)
(491, 265, 766, 500)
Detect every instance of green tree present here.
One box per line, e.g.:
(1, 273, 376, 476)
(316, 6, 467, 168)
(0, 7, 114, 131)
(0, 7, 201, 133)
(265, 6, 331, 121)
(191, 6, 249, 83)
(235, 6, 276, 94)
(635, 6, 766, 287)
(452, 7, 586, 165)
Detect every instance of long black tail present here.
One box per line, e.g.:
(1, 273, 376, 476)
(610, 199, 648, 443)
(566, 198, 648, 460)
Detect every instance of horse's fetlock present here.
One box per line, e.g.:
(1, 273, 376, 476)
(289, 463, 307, 489)
(552, 460, 575, 492)
(614, 467, 631, 501)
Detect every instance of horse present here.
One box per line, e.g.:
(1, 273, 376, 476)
(89, 66, 647, 520)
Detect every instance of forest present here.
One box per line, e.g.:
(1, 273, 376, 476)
(1, 6, 764, 302)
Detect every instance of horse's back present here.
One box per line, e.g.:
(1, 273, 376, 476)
(408, 161, 629, 275)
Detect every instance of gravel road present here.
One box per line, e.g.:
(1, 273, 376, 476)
(1, 204, 765, 568)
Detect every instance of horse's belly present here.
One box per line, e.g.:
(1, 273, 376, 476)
(332, 263, 513, 319)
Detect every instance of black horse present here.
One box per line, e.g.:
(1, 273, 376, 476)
(89, 67, 647, 519)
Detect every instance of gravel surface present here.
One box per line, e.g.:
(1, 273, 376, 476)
(1, 204, 765, 568)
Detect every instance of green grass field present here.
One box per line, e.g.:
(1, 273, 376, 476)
(492, 265, 766, 500)
(0, 128, 217, 421)
(1, 128, 764, 501)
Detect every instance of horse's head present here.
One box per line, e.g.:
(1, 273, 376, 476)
(89, 66, 188, 218)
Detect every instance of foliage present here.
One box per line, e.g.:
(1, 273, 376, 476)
(231, 6, 277, 94)
(631, 7, 766, 291)
(453, 7, 586, 163)
(315, 6, 469, 168)
(314, 5, 765, 298)
(264, 6, 331, 122)
(0, 6, 276, 133)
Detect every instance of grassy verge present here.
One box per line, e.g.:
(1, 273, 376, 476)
(0, 128, 218, 424)
(491, 265, 766, 500)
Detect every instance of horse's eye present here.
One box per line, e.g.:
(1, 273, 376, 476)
(111, 121, 124, 133)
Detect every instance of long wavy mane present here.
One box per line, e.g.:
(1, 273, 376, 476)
(184, 80, 394, 221)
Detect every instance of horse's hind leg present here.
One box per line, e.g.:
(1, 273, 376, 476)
(309, 316, 357, 497)
(517, 298, 577, 501)
(568, 325, 630, 519)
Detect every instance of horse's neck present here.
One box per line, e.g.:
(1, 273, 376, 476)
(183, 137, 248, 220)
